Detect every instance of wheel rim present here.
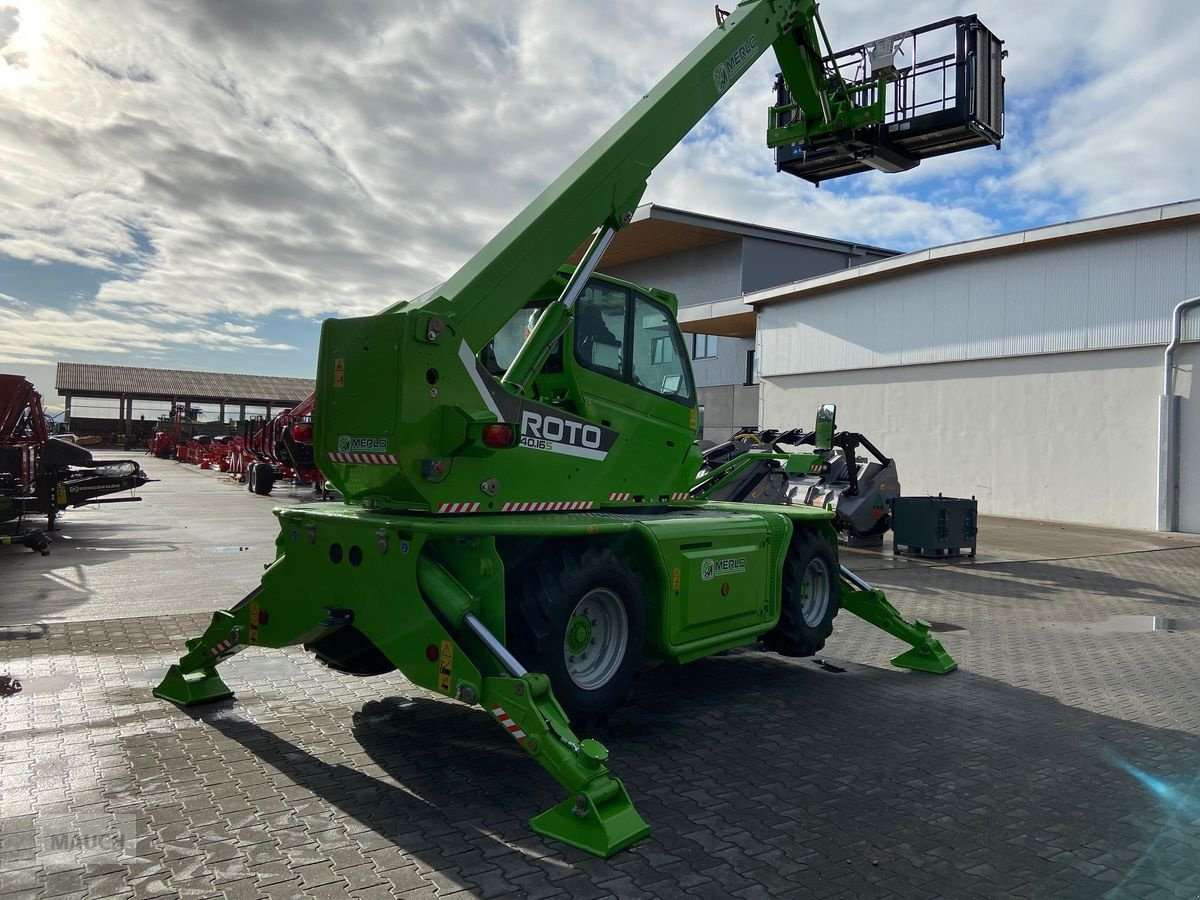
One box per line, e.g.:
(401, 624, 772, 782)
(800, 557, 831, 627)
(563, 587, 628, 691)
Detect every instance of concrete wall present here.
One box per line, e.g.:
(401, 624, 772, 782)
(602, 240, 742, 308)
(760, 344, 1198, 531)
(698, 383, 761, 442)
(757, 224, 1200, 378)
(740, 238, 891, 293)
(691, 336, 754, 389)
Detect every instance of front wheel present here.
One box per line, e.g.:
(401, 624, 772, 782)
(506, 545, 646, 725)
(763, 529, 840, 657)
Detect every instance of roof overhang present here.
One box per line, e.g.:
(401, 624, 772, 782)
(568, 203, 894, 268)
(677, 298, 756, 338)
(745, 197, 1200, 309)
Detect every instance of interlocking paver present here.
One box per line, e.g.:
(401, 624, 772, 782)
(4, 473, 1200, 899)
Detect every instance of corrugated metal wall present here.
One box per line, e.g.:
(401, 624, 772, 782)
(758, 223, 1200, 377)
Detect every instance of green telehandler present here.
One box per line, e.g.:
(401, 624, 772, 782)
(157, 1, 1004, 856)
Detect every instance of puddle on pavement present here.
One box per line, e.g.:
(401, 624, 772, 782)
(0, 623, 49, 641)
(10, 674, 79, 696)
(1055, 615, 1200, 634)
(207, 546, 252, 553)
(927, 621, 969, 634)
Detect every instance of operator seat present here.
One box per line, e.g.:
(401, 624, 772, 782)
(576, 305, 621, 375)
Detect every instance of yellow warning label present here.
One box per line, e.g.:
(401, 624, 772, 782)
(333, 357, 345, 388)
(689, 407, 698, 430)
(437, 640, 453, 693)
(248, 601, 260, 644)
(671, 567, 681, 593)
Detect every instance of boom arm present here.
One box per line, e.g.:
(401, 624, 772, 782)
(385, 0, 838, 357)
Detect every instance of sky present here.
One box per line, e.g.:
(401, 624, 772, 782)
(2, 0, 1199, 414)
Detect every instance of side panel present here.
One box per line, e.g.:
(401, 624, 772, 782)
(636, 512, 792, 663)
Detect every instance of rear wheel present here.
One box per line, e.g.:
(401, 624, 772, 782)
(256, 465, 276, 496)
(249, 462, 275, 496)
(763, 529, 840, 657)
(506, 545, 645, 725)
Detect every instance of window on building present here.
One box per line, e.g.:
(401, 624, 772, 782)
(691, 333, 719, 360)
(744, 349, 758, 386)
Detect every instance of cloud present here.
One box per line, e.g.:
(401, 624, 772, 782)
(0, 0, 1197, 357)
(0, 298, 296, 367)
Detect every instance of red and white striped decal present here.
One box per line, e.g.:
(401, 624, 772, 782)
(435, 502, 481, 514)
(328, 452, 399, 465)
(608, 492, 632, 502)
(499, 500, 594, 512)
(670, 492, 691, 501)
(209, 636, 239, 657)
(491, 704, 526, 743)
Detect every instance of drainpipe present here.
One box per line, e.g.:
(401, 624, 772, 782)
(1157, 295, 1200, 531)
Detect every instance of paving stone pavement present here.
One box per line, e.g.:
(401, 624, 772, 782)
(2, 544, 1200, 898)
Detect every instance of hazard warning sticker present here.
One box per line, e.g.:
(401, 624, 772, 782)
(437, 640, 453, 693)
(491, 704, 527, 744)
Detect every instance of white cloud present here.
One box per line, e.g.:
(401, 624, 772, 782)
(0, 301, 296, 367)
(0, 0, 1197, 355)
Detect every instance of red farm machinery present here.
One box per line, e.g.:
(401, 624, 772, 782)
(225, 393, 322, 496)
(1, 373, 151, 550)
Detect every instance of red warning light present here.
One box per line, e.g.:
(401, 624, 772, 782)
(482, 423, 517, 448)
(425, 644, 439, 662)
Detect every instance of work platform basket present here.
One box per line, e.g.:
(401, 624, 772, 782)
(771, 15, 1004, 184)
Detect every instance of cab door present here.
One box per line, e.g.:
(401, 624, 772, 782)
(567, 279, 698, 498)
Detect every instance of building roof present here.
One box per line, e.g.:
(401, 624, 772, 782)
(745, 197, 1200, 309)
(568, 203, 895, 268)
(56, 363, 314, 406)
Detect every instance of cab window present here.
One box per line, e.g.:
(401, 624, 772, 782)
(630, 292, 693, 404)
(573, 280, 694, 406)
(574, 282, 626, 378)
(484, 301, 561, 375)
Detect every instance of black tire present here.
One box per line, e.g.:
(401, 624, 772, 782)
(256, 466, 276, 496)
(506, 545, 645, 725)
(763, 529, 840, 657)
(246, 463, 257, 493)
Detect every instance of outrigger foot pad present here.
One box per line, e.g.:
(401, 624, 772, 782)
(839, 566, 958, 675)
(531, 778, 650, 857)
(154, 664, 234, 706)
(891, 633, 957, 675)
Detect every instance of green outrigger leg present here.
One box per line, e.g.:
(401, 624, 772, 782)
(154, 542, 649, 858)
(838, 565, 957, 674)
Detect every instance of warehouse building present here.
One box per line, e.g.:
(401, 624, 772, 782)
(55, 362, 313, 444)
(583, 204, 895, 438)
(681, 199, 1200, 533)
